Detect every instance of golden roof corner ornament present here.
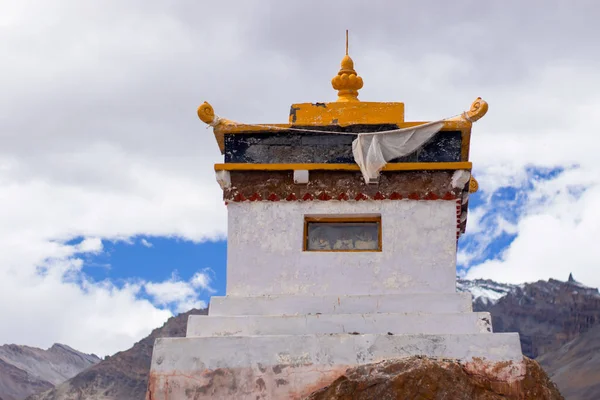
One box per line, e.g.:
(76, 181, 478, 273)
(197, 101, 234, 129)
(197, 101, 218, 125)
(331, 30, 363, 102)
(463, 97, 489, 122)
(469, 177, 479, 193)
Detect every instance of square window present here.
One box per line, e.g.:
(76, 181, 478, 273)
(304, 216, 382, 252)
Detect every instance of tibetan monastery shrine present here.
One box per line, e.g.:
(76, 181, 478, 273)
(147, 39, 523, 400)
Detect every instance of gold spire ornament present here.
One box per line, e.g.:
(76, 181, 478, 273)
(331, 30, 363, 102)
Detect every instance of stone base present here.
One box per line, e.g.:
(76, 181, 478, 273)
(186, 312, 492, 337)
(208, 292, 473, 316)
(147, 333, 523, 400)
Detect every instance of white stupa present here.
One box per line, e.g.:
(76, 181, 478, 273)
(147, 37, 523, 400)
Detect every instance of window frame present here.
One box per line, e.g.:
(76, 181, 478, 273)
(303, 215, 382, 252)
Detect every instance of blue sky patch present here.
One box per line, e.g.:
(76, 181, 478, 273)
(458, 165, 567, 271)
(71, 236, 227, 308)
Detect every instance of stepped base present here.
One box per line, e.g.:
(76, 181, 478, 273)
(186, 311, 492, 337)
(148, 333, 523, 400)
(208, 292, 473, 316)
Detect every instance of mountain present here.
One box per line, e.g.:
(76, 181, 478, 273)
(26, 309, 207, 400)
(456, 278, 517, 309)
(537, 324, 600, 400)
(0, 343, 100, 400)
(469, 274, 600, 359)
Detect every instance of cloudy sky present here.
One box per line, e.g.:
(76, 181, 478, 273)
(1, 1, 599, 357)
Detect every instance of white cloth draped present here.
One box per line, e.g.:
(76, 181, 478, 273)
(351, 121, 445, 182)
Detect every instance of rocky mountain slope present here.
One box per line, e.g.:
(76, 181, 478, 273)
(26, 309, 207, 400)
(537, 324, 600, 400)
(467, 274, 600, 358)
(0, 344, 100, 400)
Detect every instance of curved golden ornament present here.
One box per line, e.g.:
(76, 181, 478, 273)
(197, 101, 216, 125)
(464, 97, 489, 122)
(469, 177, 479, 193)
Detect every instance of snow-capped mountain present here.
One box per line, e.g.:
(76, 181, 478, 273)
(456, 278, 517, 306)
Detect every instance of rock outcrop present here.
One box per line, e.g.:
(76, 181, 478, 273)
(0, 344, 99, 400)
(304, 356, 563, 400)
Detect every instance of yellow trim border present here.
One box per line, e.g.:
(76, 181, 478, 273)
(215, 162, 472, 172)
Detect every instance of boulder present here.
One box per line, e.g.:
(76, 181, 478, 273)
(304, 356, 562, 400)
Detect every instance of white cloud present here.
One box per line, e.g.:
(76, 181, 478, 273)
(466, 166, 600, 287)
(0, 254, 172, 356)
(140, 238, 153, 248)
(77, 237, 103, 253)
(145, 280, 195, 305)
(145, 271, 213, 313)
(191, 270, 215, 291)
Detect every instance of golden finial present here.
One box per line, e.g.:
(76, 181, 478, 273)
(331, 30, 363, 102)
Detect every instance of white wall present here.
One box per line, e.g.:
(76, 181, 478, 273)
(227, 200, 457, 296)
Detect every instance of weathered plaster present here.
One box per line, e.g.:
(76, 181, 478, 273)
(227, 200, 457, 296)
(147, 333, 523, 400)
